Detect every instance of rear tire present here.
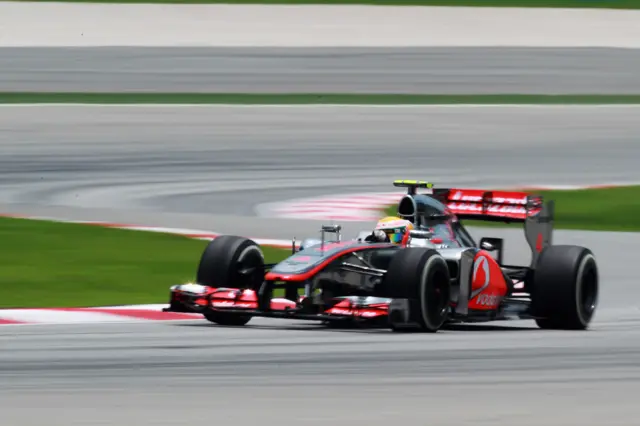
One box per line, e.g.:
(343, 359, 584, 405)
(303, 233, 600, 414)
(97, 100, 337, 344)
(196, 235, 265, 326)
(383, 248, 451, 333)
(530, 245, 598, 330)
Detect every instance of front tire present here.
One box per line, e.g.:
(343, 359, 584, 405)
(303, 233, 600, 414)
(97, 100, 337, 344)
(383, 248, 451, 333)
(202, 309, 252, 326)
(530, 245, 598, 330)
(196, 235, 265, 326)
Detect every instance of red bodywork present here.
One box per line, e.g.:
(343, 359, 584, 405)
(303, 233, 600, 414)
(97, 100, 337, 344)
(434, 188, 542, 221)
(171, 287, 296, 311)
(467, 250, 510, 311)
(170, 287, 391, 319)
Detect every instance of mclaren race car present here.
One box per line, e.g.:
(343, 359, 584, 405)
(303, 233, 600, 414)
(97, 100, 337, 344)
(164, 180, 599, 332)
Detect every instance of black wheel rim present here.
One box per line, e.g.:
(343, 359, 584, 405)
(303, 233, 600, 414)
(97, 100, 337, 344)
(580, 262, 598, 320)
(425, 269, 449, 327)
(235, 246, 265, 290)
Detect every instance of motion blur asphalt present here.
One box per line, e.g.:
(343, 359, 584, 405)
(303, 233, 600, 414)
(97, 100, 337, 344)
(2, 315, 640, 426)
(2, 104, 640, 425)
(2, 105, 640, 227)
(2, 47, 640, 93)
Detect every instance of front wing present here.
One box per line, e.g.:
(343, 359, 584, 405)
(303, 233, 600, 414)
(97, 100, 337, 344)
(164, 283, 390, 322)
(164, 281, 533, 324)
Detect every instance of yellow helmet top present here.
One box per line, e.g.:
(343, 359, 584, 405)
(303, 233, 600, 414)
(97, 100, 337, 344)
(375, 216, 414, 244)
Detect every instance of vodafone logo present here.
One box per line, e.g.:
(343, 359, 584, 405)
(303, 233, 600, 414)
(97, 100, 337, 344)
(469, 254, 504, 308)
(473, 256, 490, 289)
(493, 196, 527, 205)
(448, 202, 527, 214)
(470, 255, 491, 299)
(448, 190, 528, 205)
(451, 191, 482, 202)
(536, 233, 544, 252)
(477, 294, 502, 306)
(329, 308, 353, 316)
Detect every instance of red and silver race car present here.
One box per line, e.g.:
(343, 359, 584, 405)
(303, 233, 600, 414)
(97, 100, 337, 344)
(163, 180, 599, 332)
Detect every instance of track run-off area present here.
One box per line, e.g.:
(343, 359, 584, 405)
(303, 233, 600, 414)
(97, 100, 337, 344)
(1, 2, 640, 425)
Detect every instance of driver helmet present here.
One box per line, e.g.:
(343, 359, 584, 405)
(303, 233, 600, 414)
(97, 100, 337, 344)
(375, 216, 414, 244)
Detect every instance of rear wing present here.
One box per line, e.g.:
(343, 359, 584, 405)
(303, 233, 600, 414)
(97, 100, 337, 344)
(431, 188, 541, 223)
(392, 181, 554, 267)
(432, 188, 555, 266)
(392, 181, 545, 223)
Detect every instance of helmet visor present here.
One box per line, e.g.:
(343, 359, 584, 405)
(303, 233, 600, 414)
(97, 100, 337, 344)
(382, 227, 405, 243)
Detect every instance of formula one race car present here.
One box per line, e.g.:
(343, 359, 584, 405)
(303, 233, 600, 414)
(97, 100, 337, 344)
(164, 180, 599, 332)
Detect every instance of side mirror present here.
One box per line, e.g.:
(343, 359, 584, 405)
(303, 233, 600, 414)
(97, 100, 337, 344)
(322, 225, 342, 233)
(480, 240, 494, 250)
(409, 229, 433, 239)
(478, 237, 504, 265)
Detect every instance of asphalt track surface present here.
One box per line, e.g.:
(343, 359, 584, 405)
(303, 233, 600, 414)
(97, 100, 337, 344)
(2, 105, 640, 425)
(2, 314, 640, 426)
(2, 47, 640, 93)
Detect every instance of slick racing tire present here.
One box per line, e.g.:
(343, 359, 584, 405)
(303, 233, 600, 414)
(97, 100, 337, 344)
(531, 245, 599, 330)
(196, 235, 265, 326)
(202, 309, 252, 327)
(383, 248, 451, 333)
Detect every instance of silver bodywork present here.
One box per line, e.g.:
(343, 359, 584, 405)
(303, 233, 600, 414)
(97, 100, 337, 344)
(291, 222, 479, 311)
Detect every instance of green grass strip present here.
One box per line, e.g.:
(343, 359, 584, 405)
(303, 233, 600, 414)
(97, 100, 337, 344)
(0, 217, 291, 309)
(383, 186, 640, 232)
(10, 0, 640, 9)
(3, 93, 640, 105)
